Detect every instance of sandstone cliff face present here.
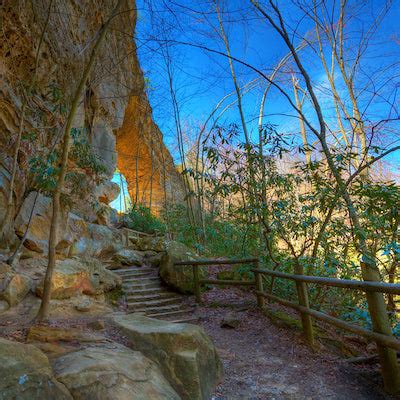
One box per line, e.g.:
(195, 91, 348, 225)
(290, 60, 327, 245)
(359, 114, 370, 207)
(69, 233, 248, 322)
(0, 0, 183, 227)
(117, 96, 184, 211)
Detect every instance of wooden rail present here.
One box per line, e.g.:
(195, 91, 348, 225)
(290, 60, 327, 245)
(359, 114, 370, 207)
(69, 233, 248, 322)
(175, 258, 400, 392)
(174, 258, 260, 304)
(174, 258, 259, 266)
(122, 227, 163, 246)
(251, 268, 400, 295)
(254, 267, 400, 393)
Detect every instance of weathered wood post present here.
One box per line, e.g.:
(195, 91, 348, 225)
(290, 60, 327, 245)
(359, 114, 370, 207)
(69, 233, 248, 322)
(192, 264, 202, 304)
(362, 265, 400, 393)
(254, 259, 265, 309)
(294, 263, 314, 347)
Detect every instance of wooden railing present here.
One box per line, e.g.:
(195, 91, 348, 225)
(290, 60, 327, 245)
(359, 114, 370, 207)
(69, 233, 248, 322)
(122, 227, 163, 246)
(174, 258, 400, 392)
(174, 258, 260, 304)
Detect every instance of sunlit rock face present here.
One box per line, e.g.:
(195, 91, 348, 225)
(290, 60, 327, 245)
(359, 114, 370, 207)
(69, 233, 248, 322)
(116, 96, 184, 212)
(1, 0, 183, 226)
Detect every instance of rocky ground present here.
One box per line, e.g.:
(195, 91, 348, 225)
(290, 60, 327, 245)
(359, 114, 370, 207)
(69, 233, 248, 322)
(0, 242, 398, 399)
(1, 283, 395, 399)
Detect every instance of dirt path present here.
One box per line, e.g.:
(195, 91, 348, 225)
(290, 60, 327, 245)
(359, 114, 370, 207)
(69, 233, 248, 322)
(0, 284, 397, 399)
(189, 288, 395, 400)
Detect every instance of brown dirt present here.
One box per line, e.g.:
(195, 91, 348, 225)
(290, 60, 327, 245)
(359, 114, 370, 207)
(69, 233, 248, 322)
(0, 276, 398, 400)
(187, 286, 398, 400)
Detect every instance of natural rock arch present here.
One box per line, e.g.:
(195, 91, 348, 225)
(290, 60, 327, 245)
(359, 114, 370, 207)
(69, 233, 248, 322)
(116, 95, 184, 212)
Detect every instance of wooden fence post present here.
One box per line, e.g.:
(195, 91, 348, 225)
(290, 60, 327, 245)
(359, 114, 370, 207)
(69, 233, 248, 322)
(362, 269, 400, 392)
(294, 263, 314, 347)
(192, 264, 202, 303)
(254, 259, 265, 309)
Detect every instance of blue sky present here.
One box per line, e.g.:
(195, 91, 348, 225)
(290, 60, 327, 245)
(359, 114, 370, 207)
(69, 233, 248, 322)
(111, 172, 131, 212)
(133, 0, 400, 174)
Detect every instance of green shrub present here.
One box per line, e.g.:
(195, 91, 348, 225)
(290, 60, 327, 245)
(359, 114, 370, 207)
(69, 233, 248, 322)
(124, 205, 166, 234)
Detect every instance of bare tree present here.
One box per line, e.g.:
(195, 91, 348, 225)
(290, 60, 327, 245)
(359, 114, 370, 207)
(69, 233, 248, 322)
(250, 0, 400, 392)
(36, 0, 125, 321)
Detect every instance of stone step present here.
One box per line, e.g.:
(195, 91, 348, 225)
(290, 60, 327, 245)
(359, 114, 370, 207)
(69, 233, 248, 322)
(128, 303, 183, 314)
(169, 317, 199, 324)
(115, 267, 153, 274)
(123, 282, 162, 290)
(122, 277, 159, 284)
(117, 269, 154, 275)
(146, 309, 194, 319)
(126, 292, 178, 301)
(127, 297, 182, 308)
(120, 272, 155, 279)
(123, 287, 169, 295)
(127, 300, 182, 313)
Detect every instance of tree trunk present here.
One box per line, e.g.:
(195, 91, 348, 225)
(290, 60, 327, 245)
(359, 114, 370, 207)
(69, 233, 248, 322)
(36, 0, 125, 321)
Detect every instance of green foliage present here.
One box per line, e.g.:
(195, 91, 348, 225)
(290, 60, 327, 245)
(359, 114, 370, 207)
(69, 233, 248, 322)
(29, 152, 60, 195)
(163, 204, 260, 257)
(69, 128, 107, 181)
(124, 205, 166, 234)
(27, 126, 107, 199)
(173, 121, 400, 332)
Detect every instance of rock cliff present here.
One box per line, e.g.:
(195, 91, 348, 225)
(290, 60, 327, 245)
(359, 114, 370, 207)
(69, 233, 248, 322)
(117, 96, 184, 212)
(0, 0, 183, 230)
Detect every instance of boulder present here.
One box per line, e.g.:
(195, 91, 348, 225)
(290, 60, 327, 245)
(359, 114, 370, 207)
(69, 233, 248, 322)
(14, 192, 71, 254)
(96, 181, 120, 204)
(0, 272, 31, 306)
(88, 320, 105, 331)
(52, 345, 180, 400)
(134, 236, 165, 252)
(36, 258, 121, 299)
(0, 300, 9, 313)
(0, 337, 72, 399)
(94, 204, 114, 226)
(75, 298, 93, 312)
(145, 251, 163, 267)
(113, 314, 221, 400)
(159, 241, 204, 293)
(68, 220, 124, 258)
(221, 314, 241, 329)
(80, 259, 122, 293)
(0, 262, 12, 282)
(14, 196, 124, 257)
(27, 326, 105, 344)
(112, 248, 144, 266)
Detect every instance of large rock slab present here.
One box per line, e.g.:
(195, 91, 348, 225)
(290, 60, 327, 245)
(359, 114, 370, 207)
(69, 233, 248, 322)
(113, 314, 221, 400)
(36, 258, 121, 299)
(52, 344, 180, 400)
(14, 196, 124, 257)
(96, 181, 120, 204)
(134, 236, 166, 252)
(0, 272, 31, 306)
(14, 192, 71, 254)
(112, 248, 144, 266)
(27, 326, 106, 344)
(0, 263, 31, 306)
(68, 218, 124, 258)
(159, 241, 205, 293)
(0, 337, 72, 399)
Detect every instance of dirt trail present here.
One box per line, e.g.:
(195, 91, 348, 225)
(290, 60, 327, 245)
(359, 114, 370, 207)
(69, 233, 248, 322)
(189, 288, 396, 400)
(0, 283, 397, 399)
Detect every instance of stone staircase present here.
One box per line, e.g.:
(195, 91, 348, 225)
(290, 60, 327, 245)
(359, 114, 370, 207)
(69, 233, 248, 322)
(114, 266, 197, 323)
